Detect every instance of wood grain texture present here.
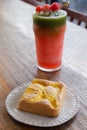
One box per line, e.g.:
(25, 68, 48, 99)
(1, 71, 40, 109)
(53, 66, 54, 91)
(0, 0, 87, 130)
(1, 0, 87, 78)
(0, 19, 87, 130)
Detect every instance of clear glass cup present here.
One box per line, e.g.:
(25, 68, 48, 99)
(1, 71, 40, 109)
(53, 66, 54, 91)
(33, 10, 67, 72)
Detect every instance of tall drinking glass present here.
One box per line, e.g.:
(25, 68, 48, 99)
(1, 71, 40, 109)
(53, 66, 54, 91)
(33, 6, 67, 72)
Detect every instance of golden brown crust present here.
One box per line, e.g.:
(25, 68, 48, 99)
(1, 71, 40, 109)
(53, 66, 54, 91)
(18, 99, 59, 117)
(18, 79, 66, 117)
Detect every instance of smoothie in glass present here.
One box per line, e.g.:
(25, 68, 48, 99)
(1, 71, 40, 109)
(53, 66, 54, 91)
(33, 3, 67, 72)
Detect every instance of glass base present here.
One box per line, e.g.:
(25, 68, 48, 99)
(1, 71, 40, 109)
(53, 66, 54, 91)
(38, 65, 61, 72)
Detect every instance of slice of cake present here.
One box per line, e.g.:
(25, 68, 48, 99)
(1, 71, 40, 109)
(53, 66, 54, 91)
(18, 79, 66, 117)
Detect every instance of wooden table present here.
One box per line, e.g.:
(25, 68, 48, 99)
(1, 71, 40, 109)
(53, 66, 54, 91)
(0, 0, 87, 130)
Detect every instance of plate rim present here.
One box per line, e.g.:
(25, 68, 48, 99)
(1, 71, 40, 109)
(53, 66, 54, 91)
(5, 82, 79, 127)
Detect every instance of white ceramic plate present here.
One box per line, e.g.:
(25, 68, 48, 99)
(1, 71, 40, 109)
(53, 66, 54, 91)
(5, 82, 79, 127)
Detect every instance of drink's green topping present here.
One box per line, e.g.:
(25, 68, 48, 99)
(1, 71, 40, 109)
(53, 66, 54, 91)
(33, 3, 67, 29)
(33, 10, 67, 29)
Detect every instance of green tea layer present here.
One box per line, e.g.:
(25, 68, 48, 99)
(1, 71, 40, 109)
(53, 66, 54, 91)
(33, 10, 67, 29)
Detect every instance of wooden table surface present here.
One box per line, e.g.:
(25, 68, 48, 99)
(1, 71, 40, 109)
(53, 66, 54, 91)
(0, 0, 87, 130)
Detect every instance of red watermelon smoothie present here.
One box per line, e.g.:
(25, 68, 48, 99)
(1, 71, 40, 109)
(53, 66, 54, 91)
(33, 3, 67, 72)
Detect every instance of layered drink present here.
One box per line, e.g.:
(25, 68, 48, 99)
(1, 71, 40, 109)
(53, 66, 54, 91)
(33, 3, 67, 72)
